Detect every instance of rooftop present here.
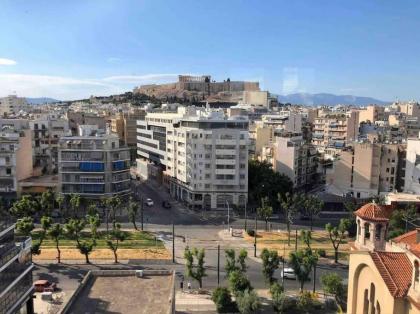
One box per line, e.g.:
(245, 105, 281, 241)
(354, 202, 392, 222)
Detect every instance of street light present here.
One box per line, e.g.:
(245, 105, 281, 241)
(226, 200, 230, 231)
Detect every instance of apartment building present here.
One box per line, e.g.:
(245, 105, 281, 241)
(0, 219, 34, 314)
(326, 142, 405, 199)
(66, 111, 109, 135)
(0, 127, 33, 201)
(358, 105, 386, 123)
(0, 95, 29, 117)
(397, 101, 420, 118)
(137, 106, 248, 210)
(312, 111, 359, 153)
(29, 113, 70, 174)
(110, 109, 146, 162)
(404, 137, 420, 195)
(58, 127, 131, 198)
(273, 133, 318, 190)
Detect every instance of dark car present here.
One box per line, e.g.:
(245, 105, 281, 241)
(162, 201, 172, 209)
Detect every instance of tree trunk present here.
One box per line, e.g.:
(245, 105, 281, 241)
(199, 278, 202, 289)
(133, 221, 138, 231)
(287, 226, 291, 246)
(85, 254, 90, 264)
(56, 241, 61, 263)
(113, 250, 118, 263)
(265, 219, 268, 231)
(300, 280, 304, 292)
(310, 215, 313, 231)
(334, 249, 338, 263)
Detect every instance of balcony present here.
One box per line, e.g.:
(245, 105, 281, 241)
(0, 243, 19, 269)
(0, 268, 33, 314)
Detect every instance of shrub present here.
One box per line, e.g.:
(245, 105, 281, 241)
(321, 272, 346, 304)
(272, 293, 297, 314)
(211, 287, 236, 313)
(296, 291, 322, 313)
(246, 229, 255, 237)
(228, 270, 252, 297)
(236, 289, 260, 314)
(316, 249, 326, 257)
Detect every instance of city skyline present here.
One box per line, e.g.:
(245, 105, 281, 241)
(1, 0, 420, 100)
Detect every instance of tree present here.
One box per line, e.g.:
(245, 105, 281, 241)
(270, 282, 288, 314)
(236, 289, 260, 314)
(248, 160, 293, 209)
(300, 230, 312, 251)
(302, 195, 323, 231)
(225, 248, 248, 277)
(106, 223, 127, 263)
(211, 287, 236, 313)
(127, 197, 139, 230)
(48, 224, 63, 263)
(86, 213, 101, 241)
(33, 216, 53, 255)
(40, 189, 55, 216)
(184, 247, 206, 289)
(16, 216, 34, 236)
(10, 195, 37, 218)
(257, 197, 273, 231)
(260, 248, 280, 284)
(56, 194, 64, 215)
(103, 196, 122, 230)
(69, 194, 81, 218)
(228, 270, 252, 297)
(65, 218, 94, 264)
(321, 272, 346, 305)
(389, 205, 417, 237)
(325, 218, 351, 263)
(279, 192, 303, 246)
(289, 249, 318, 291)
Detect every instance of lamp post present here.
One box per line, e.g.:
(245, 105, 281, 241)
(226, 200, 230, 231)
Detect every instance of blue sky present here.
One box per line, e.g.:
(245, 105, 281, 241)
(0, 0, 419, 100)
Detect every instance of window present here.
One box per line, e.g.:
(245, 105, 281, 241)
(6, 168, 11, 175)
(364, 223, 370, 240)
(375, 224, 382, 240)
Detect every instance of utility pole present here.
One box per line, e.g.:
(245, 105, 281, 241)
(172, 222, 175, 263)
(282, 244, 285, 286)
(254, 214, 257, 257)
(140, 197, 144, 231)
(244, 203, 247, 231)
(217, 244, 220, 286)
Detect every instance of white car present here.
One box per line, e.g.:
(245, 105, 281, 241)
(146, 198, 154, 206)
(281, 267, 297, 280)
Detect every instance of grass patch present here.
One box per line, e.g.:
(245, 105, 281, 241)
(244, 230, 350, 262)
(31, 230, 164, 249)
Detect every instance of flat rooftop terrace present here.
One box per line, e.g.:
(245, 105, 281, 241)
(69, 271, 174, 314)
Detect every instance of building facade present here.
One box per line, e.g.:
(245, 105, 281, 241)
(137, 107, 248, 210)
(0, 219, 34, 314)
(58, 129, 131, 198)
(0, 96, 29, 117)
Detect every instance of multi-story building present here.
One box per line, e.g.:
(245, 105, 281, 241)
(312, 111, 359, 153)
(58, 127, 131, 198)
(397, 101, 420, 118)
(0, 95, 29, 117)
(273, 133, 318, 190)
(326, 142, 405, 199)
(66, 111, 109, 135)
(0, 218, 34, 314)
(137, 106, 248, 210)
(29, 113, 70, 174)
(404, 137, 420, 195)
(110, 109, 146, 162)
(0, 127, 33, 201)
(358, 105, 386, 123)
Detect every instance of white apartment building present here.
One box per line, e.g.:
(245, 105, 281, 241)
(0, 126, 33, 201)
(0, 95, 29, 117)
(29, 113, 70, 174)
(137, 106, 249, 210)
(58, 127, 131, 198)
(404, 137, 420, 195)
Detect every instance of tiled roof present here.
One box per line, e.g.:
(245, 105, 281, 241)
(370, 251, 412, 298)
(393, 230, 417, 246)
(354, 203, 392, 222)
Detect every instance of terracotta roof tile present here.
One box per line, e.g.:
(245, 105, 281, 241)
(393, 230, 417, 246)
(370, 251, 412, 298)
(354, 203, 392, 222)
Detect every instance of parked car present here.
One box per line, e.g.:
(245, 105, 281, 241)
(34, 280, 57, 292)
(162, 201, 172, 209)
(146, 198, 154, 206)
(281, 267, 297, 280)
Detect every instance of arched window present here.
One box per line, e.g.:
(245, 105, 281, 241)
(363, 289, 369, 314)
(375, 224, 382, 240)
(414, 260, 419, 288)
(376, 301, 381, 314)
(364, 223, 371, 240)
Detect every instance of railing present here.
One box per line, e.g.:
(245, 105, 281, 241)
(0, 243, 19, 269)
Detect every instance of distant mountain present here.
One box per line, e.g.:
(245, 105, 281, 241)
(277, 93, 389, 106)
(26, 97, 60, 105)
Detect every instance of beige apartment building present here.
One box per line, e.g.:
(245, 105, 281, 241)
(273, 133, 318, 190)
(358, 105, 386, 123)
(347, 202, 420, 314)
(0, 127, 33, 200)
(312, 111, 359, 153)
(398, 101, 420, 118)
(326, 142, 405, 199)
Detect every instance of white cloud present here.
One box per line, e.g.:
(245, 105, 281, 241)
(0, 58, 17, 66)
(0, 73, 183, 100)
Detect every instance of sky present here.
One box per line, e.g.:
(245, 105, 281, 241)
(0, 0, 420, 101)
